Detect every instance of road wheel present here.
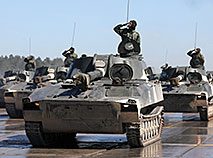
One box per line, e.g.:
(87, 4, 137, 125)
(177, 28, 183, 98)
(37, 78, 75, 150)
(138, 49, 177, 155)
(126, 106, 164, 147)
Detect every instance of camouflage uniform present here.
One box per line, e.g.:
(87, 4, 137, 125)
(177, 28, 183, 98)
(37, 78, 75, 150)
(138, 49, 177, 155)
(187, 50, 204, 68)
(62, 50, 78, 67)
(24, 56, 36, 71)
(74, 22, 141, 91)
(114, 24, 140, 44)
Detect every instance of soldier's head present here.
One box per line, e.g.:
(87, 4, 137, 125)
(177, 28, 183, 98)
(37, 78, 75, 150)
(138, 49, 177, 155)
(81, 54, 87, 58)
(128, 20, 137, 30)
(69, 47, 75, 53)
(195, 48, 201, 53)
(28, 55, 34, 60)
(24, 55, 34, 62)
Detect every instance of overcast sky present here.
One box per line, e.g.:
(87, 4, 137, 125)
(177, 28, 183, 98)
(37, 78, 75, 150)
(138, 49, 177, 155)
(0, 0, 213, 72)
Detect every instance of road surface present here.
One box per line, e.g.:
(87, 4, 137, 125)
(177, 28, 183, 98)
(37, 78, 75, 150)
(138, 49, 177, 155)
(0, 109, 212, 157)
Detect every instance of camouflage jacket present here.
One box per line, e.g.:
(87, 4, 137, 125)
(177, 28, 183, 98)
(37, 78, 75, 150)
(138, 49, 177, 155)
(25, 59, 36, 71)
(62, 51, 78, 59)
(187, 50, 204, 68)
(66, 53, 78, 59)
(28, 59, 36, 65)
(63, 51, 78, 67)
(114, 24, 140, 44)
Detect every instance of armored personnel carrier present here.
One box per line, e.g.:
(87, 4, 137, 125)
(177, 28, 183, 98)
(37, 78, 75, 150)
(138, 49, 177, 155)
(160, 65, 213, 121)
(23, 40, 164, 148)
(0, 70, 34, 108)
(4, 66, 58, 118)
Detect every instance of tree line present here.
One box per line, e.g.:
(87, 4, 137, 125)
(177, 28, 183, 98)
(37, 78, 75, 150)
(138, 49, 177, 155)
(0, 54, 64, 77)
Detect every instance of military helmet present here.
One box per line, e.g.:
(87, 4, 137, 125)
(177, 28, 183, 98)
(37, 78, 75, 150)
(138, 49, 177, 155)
(69, 47, 75, 51)
(196, 48, 201, 53)
(129, 20, 137, 30)
(28, 55, 34, 60)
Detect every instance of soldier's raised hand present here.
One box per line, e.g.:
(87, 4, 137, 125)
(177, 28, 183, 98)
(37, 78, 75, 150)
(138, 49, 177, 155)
(122, 22, 129, 26)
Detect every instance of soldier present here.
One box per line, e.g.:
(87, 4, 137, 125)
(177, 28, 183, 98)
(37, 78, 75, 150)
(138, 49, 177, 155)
(187, 48, 205, 68)
(24, 55, 36, 71)
(62, 47, 78, 67)
(114, 20, 140, 45)
(72, 21, 142, 91)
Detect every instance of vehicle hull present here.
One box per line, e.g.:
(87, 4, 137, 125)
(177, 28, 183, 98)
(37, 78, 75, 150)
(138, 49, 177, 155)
(24, 100, 139, 134)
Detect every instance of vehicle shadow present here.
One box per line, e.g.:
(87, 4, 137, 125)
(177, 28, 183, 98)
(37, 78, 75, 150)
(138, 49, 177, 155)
(0, 134, 31, 149)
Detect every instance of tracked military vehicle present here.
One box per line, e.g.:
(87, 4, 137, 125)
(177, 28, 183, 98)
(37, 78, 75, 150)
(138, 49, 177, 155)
(0, 70, 34, 108)
(23, 40, 164, 148)
(4, 66, 58, 118)
(160, 65, 213, 121)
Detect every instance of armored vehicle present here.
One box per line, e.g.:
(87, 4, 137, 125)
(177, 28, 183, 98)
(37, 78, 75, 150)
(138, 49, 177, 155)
(23, 40, 164, 148)
(4, 66, 58, 118)
(0, 70, 34, 108)
(160, 65, 213, 121)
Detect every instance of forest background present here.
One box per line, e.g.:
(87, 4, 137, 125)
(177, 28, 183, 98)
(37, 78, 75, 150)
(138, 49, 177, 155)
(0, 55, 63, 77)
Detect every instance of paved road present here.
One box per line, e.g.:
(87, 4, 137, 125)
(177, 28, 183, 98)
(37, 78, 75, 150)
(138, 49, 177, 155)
(0, 109, 213, 158)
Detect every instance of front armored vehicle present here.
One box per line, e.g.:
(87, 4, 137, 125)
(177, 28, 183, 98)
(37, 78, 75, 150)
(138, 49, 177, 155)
(23, 39, 164, 148)
(160, 64, 213, 121)
(4, 66, 57, 118)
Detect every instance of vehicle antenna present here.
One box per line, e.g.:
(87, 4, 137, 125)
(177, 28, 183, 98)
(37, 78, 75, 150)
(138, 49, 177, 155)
(126, 0, 130, 22)
(71, 22, 76, 47)
(29, 37, 31, 55)
(165, 49, 168, 64)
(194, 22, 198, 49)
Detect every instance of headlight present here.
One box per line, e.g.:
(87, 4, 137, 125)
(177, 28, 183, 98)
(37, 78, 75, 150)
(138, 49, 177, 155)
(187, 72, 202, 84)
(35, 102, 39, 106)
(23, 101, 40, 110)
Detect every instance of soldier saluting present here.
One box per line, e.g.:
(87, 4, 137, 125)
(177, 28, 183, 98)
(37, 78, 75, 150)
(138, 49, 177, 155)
(72, 20, 142, 91)
(114, 20, 140, 45)
(187, 48, 204, 68)
(62, 47, 78, 67)
(24, 55, 36, 71)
